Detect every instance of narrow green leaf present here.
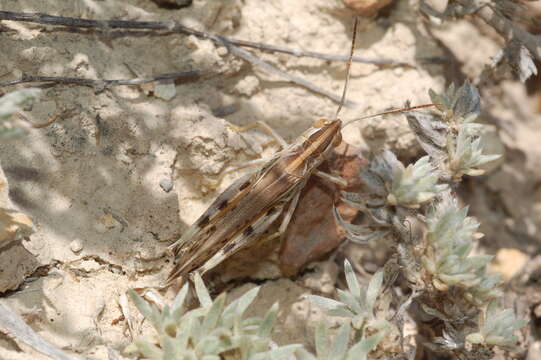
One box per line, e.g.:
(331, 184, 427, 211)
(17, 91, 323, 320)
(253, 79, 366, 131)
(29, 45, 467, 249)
(366, 271, 384, 313)
(329, 322, 351, 360)
(346, 332, 384, 360)
(315, 322, 329, 358)
(233, 287, 261, 317)
(307, 295, 346, 312)
(344, 260, 361, 299)
(134, 340, 164, 360)
(202, 293, 226, 333)
(295, 347, 317, 360)
(258, 302, 279, 338)
(268, 344, 304, 359)
(193, 273, 212, 308)
(128, 290, 162, 330)
(337, 289, 362, 314)
(171, 282, 190, 320)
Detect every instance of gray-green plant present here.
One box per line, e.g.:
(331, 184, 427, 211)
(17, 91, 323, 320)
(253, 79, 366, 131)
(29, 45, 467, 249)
(336, 82, 527, 359)
(0, 88, 41, 139)
(126, 273, 301, 360)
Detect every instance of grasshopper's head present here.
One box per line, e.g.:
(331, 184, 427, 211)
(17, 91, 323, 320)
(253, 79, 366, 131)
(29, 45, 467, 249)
(312, 118, 342, 148)
(300, 118, 342, 162)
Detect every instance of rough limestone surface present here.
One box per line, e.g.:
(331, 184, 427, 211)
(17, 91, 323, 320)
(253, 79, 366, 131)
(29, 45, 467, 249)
(0, 0, 540, 359)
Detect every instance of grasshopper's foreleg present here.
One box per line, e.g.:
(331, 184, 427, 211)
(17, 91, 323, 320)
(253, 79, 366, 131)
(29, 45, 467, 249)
(314, 170, 348, 187)
(227, 120, 288, 149)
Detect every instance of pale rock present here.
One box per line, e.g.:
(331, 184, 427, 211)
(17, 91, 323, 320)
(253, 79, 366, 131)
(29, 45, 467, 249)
(344, 0, 393, 17)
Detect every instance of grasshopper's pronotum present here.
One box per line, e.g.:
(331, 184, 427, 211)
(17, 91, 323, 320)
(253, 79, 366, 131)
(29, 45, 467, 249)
(166, 19, 435, 285)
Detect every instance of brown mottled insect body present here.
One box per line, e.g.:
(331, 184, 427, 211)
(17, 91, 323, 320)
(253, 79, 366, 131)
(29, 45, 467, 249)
(167, 119, 343, 283)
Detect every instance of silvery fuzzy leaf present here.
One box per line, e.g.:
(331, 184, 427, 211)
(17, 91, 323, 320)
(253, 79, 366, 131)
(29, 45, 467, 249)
(202, 293, 226, 333)
(359, 167, 387, 197)
(194, 334, 221, 355)
(341, 191, 385, 208)
(427, 199, 479, 251)
(429, 82, 480, 121)
(194, 273, 212, 308)
(451, 127, 501, 177)
(0, 88, 41, 121)
(462, 255, 493, 271)
(337, 289, 363, 314)
(344, 260, 361, 299)
(202, 356, 221, 360)
(479, 302, 528, 348)
(171, 282, 190, 321)
(264, 344, 304, 360)
(346, 228, 389, 244)
(0, 127, 25, 139)
(406, 111, 448, 161)
(128, 290, 163, 331)
(176, 316, 193, 349)
(328, 307, 358, 318)
(223, 286, 261, 322)
(307, 295, 353, 318)
(334, 206, 389, 243)
(421, 304, 449, 321)
(133, 339, 164, 360)
(161, 334, 180, 359)
(504, 40, 538, 82)
(365, 271, 384, 313)
(340, 191, 365, 207)
(258, 302, 279, 338)
(329, 322, 351, 360)
(295, 348, 317, 360)
(381, 150, 405, 179)
(389, 156, 446, 207)
(366, 207, 393, 227)
(315, 321, 329, 358)
(438, 273, 478, 286)
(235, 286, 261, 316)
(453, 82, 480, 121)
(346, 332, 384, 360)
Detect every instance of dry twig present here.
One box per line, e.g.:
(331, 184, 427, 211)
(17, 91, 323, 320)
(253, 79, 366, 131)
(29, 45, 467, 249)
(0, 71, 206, 89)
(0, 10, 422, 104)
(455, 0, 541, 62)
(0, 10, 408, 66)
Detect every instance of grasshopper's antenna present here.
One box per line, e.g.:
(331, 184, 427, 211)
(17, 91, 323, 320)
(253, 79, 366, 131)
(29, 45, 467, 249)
(335, 17, 359, 120)
(342, 103, 438, 129)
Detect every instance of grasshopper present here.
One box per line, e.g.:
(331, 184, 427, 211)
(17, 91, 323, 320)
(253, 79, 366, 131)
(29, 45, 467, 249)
(166, 19, 434, 285)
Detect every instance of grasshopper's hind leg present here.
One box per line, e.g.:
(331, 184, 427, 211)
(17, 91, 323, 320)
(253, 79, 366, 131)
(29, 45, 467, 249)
(197, 203, 286, 276)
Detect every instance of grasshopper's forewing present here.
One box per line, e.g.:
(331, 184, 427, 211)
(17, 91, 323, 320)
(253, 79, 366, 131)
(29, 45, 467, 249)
(166, 120, 342, 284)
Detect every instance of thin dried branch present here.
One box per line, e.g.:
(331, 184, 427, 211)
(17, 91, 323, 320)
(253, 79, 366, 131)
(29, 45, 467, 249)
(222, 38, 356, 106)
(0, 10, 411, 67)
(0, 11, 360, 104)
(0, 71, 206, 89)
(454, 0, 541, 63)
(0, 302, 75, 360)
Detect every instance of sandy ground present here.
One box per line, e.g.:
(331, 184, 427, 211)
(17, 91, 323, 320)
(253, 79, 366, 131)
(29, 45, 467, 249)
(0, 0, 540, 359)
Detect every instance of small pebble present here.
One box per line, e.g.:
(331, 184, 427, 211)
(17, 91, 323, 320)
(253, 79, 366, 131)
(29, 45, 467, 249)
(154, 81, 176, 101)
(70, 239, 83, 253)
(160, 178, 174, 192)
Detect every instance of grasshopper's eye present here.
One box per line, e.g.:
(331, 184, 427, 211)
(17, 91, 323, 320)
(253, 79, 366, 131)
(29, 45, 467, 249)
(313, 119, 329, 128)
